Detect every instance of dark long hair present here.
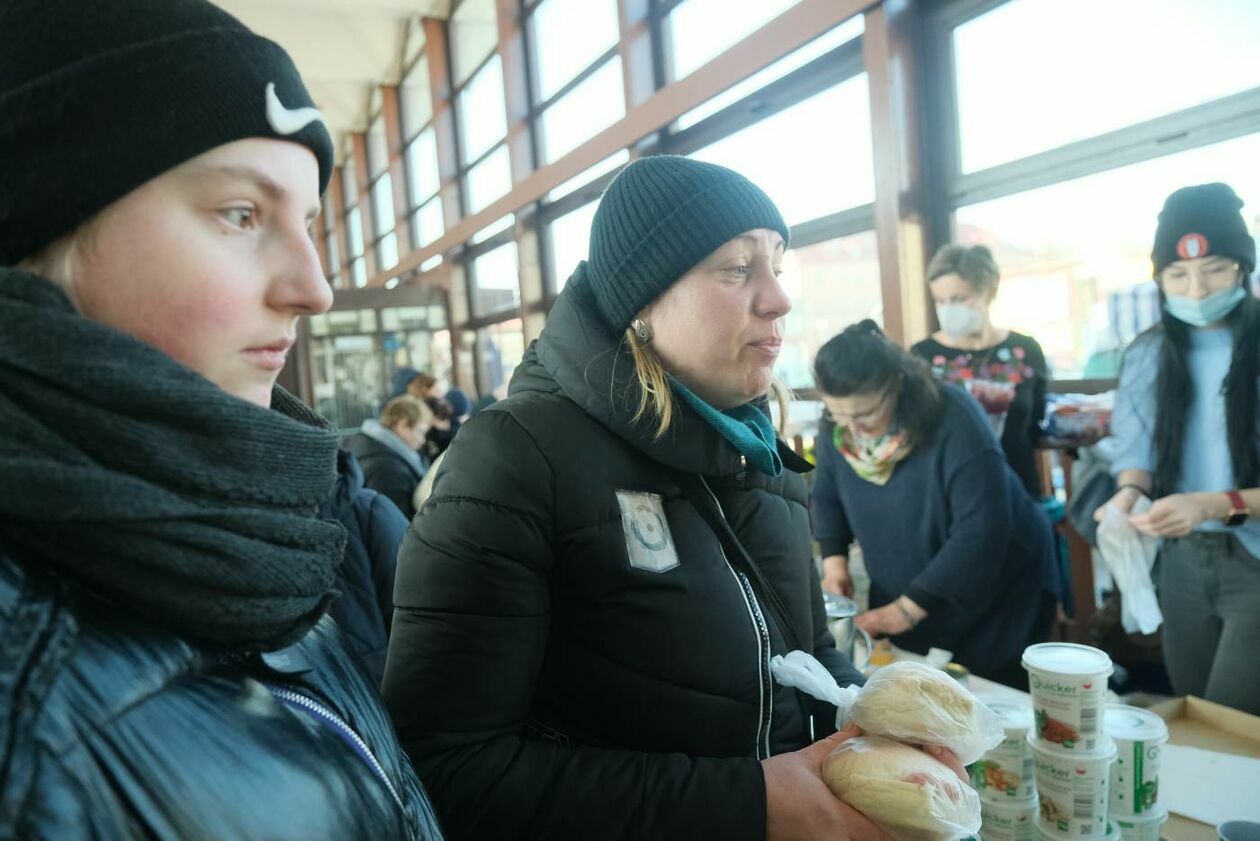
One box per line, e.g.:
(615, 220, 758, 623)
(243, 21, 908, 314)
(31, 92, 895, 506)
(813, 320, 944, 447)
(1150, 279, 1260, 496)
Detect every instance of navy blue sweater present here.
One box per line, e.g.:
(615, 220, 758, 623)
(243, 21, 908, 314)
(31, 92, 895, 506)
(811, 385, 1057, 678)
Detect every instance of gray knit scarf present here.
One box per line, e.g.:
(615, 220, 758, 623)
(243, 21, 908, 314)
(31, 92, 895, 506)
(0, 269, 346, 650)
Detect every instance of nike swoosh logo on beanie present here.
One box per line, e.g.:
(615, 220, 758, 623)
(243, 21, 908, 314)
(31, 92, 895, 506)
(266, 83, 325, 136)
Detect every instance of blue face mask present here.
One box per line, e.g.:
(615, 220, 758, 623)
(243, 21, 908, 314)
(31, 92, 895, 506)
(1164, 285, 1247, 327)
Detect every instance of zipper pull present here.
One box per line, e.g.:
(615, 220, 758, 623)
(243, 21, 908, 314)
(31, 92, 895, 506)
(736, 454, 747, 483)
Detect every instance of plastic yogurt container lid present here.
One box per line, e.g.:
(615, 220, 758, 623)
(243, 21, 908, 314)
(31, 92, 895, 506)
(1022, 643, 1114, 676)
(981, 796, 1039, 814)
(1027, 731, 1118, 762)
(1038, 820, 1119, 841)
(979, 697, 1036, 736)
(1103, 705, 1169, 743)
(1114, 811, 1169, 826)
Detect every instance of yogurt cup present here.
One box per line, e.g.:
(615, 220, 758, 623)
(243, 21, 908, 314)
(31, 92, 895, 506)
(1105, 705, 1169, 816)
(1028, 732, 1116, 837)
(1038, 820, 1120, 841)
(980, 796, 1039, 841)
(971, 698, 1037, 801)
(1023, 643, 1113, 752)
(1114, 810, 1168, 841)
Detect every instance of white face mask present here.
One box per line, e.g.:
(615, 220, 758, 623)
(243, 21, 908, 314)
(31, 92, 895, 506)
(936, 303, 983, 340)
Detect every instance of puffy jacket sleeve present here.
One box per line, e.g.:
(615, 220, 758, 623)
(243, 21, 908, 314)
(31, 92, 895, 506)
(362, 491, 407, 636)
(382, 408, 767, 841)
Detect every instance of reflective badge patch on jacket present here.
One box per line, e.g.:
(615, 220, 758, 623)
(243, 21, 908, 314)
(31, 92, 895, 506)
(615, 490, 680, 573)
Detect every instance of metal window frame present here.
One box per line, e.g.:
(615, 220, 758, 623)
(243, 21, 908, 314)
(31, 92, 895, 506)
(399, 48, 436, 148)
(464, 236, 523, 322)
(660, 34, 864, 157)
(925, 0, 1260, 215)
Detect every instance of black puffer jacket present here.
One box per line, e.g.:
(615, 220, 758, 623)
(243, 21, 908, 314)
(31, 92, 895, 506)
(322, 448, 408, 686)
(382, 276, 861, 841)
(0, 551, 443, 841)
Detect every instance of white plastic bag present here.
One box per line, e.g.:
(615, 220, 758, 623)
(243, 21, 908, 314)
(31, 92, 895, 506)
(1097, 499, 1162, 634)
(770, 654, 1003, 765)
(822, 735, 982, 841)
(847, 661, 1004, 765)
(769, 649, 861, 714)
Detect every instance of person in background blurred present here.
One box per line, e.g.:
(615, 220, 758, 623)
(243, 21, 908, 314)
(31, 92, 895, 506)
(911, 244, 1049, 499)
(815, 321, 1058, 686)
(1095, 183, 1260, 715)
(422, 386, 472, 464)
(347, 395, 432, 519)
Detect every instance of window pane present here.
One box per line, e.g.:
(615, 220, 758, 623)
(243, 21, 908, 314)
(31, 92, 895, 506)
(451, 0, 498, 86)
(404, 17, 426, 67)
(371, 175, 395, 237)
(775, 231, 882, 390)
(476, 317, 525, 398)
(322, 190, 339, 222)
(341, 158, 359, 206)
(533, 0, 620, 102)
(367, 115, 389, 179)
(378, 231, 400, 270)
(954, 133, 1260, 378)
(471, 213, 515, 245)
(410, 196, 445, 249)
(352, 256, 367, 288)
(459, 54, 508, 163)
(325, 230, 341, 278)
(690, 76, 874, 226)
(954, 0, 1260, 174)
(401, 55, 434, 139)
(548, 200, 598, 291)
(471, 241, 521, 317)
(466, 145, 512, 215)
(406, 127, 441, 205)
(677, 15, 862, 130)
(546, 149, 629, 202)
(347, 206, 365, 257)
(540, 56, 625, 164)
(669, 0, 799, 80)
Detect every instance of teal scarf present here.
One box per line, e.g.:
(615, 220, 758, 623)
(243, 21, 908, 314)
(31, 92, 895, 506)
(672, 379, 783, 477)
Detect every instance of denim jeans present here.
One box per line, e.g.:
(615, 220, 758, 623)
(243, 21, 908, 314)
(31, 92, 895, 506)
(1158, 531, 1260, 715)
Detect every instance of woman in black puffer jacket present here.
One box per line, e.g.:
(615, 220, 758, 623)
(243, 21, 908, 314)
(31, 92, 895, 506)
(382, 157, 936, 841)
(0, 2, 441, 838)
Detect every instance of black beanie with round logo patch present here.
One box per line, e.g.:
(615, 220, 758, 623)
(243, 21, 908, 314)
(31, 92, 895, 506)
(1152, 182, 1255, 277)
(0, 0, 334, 266)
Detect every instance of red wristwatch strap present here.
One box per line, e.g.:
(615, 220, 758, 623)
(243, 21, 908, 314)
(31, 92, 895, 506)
(1225, 490, 1249, 526)
(1227, 490, 1247, 512)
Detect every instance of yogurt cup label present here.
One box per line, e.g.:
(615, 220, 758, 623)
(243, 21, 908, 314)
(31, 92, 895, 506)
(1030, 736, 1114, 837)
(1105, 706, 1168, 816)
(1029, 673, 1107, 752)
(971, 734, 1036, 801)
(981, 799, 1038, 841)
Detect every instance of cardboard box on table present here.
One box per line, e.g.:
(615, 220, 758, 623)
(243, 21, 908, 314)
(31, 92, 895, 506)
(1147, 697, 1260, 841)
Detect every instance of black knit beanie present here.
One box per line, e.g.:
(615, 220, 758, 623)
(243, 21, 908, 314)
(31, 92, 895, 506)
(585, 155, 790, 332)
(0, 0, 334, 266)
(1152, 182, 1255, 276)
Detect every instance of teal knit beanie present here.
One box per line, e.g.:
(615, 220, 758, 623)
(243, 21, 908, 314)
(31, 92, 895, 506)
(585, 155, 790, 332)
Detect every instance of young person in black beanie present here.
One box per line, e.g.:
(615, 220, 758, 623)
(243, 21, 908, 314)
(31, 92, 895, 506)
(1095, 182, 1260, 715)
(0, 1, 443, 838)
(383, 155, 965, 841)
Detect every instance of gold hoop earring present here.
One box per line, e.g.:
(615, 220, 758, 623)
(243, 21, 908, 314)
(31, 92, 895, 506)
(632, 318, 653, 343)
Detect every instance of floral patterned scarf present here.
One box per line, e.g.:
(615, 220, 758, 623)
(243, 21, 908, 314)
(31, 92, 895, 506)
(832, 423, 914, 486)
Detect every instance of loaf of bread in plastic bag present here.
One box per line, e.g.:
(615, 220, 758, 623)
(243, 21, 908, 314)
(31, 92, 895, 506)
(823, 735, 981, 841)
